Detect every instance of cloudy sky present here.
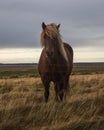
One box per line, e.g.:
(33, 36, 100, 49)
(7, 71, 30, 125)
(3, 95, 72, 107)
(0, 0, 104, 63)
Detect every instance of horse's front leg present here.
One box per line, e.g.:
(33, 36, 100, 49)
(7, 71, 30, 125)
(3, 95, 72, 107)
(42, 79, 50, 103)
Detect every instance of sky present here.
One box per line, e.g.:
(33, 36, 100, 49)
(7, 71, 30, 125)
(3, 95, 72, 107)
(0, 0, 104, 63)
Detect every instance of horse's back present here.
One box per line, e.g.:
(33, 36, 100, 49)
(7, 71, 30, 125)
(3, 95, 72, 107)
(64, 42, 73, 59)
(63, 42, 73, 73)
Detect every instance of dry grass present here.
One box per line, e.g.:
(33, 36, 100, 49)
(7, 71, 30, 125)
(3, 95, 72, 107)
(0, 74, 104, 130)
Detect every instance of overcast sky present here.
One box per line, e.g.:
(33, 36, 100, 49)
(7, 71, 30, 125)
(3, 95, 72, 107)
(0, 0, 104, 48)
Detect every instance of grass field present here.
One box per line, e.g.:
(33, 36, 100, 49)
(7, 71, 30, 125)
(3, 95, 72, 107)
(0, 63, 104, 130)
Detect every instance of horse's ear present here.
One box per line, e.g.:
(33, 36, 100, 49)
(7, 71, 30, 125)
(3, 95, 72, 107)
(57, 24, 60, 29)
(42, 22, 46, 30)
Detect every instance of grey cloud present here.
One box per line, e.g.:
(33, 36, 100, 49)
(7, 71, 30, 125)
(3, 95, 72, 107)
(0, 0, 104, 49)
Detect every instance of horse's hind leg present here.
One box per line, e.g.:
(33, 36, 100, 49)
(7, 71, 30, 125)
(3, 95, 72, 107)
(54, 83, 60, 102)
(58, 77, 69, 101)
(59, 90, 64, 101)
(57, 81, 64, 101)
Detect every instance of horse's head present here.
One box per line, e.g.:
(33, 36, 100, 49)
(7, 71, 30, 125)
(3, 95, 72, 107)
(41, 22, 61, 60)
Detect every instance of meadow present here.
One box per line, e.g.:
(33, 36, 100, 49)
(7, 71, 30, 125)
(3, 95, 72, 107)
(0, 63, 104, 130)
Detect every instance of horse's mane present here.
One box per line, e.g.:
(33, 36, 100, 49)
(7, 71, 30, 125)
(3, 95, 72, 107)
(40, 23, 68, 62)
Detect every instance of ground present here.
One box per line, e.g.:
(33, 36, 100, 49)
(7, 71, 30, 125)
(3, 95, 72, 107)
(0, 74, 104, 130)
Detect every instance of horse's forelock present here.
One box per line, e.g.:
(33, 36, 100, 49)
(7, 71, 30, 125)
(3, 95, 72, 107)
(45, 23, 60, 39)
(40, 23, 58, 46)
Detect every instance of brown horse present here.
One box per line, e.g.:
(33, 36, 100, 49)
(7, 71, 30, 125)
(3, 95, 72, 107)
(38, 22, 73, 102)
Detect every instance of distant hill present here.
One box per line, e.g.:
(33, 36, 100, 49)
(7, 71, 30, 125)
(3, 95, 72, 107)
(73, 62, 104, 67)
(0, 62, 104, 67)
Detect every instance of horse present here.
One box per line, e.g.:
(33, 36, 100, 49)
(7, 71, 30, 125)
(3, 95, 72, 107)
(38, 22, 73, 102)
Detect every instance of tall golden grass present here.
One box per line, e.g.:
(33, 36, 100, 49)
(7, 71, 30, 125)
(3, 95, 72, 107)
(0, 74, 104, 130)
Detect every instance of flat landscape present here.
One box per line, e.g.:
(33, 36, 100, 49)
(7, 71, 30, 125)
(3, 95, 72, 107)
(0, 62, 104, 78)
(0, 63, 104, 130)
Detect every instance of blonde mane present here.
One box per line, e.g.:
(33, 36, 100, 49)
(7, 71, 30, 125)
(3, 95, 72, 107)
(40, 23, 68, 62)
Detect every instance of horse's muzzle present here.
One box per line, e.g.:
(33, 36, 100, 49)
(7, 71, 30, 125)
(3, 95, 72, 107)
(46, 51, 54, 59)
